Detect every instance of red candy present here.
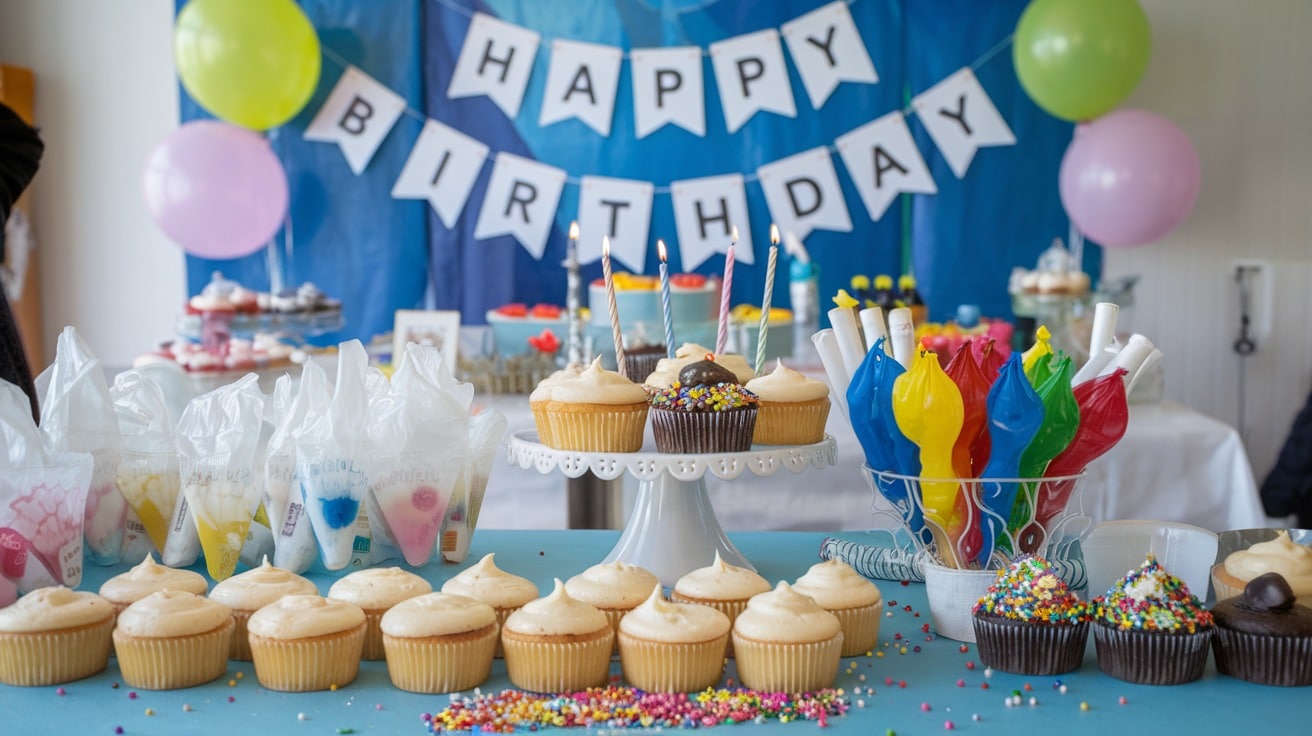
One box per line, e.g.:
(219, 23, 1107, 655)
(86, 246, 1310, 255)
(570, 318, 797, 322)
(670, 273, 707, 288)
(495, 303, 528, 317)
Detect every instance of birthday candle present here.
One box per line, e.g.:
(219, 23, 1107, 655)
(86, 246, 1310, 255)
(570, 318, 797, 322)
(755, 226, 779, 374)
(657, 239, 676, 359)
(602, 236, 627, 378)
(565, 221, 583, 366)
(715, 225, 738, 356)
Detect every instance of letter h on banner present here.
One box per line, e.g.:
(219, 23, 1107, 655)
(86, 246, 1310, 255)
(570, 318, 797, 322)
(448, 13, 541, 118)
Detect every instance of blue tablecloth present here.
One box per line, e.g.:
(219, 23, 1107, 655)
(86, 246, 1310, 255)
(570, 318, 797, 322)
(3, 530, 1310, 734)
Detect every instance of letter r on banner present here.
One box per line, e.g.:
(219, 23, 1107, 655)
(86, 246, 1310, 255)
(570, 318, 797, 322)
(577, 176, 654, 271)
(305, 66, 407, 175)
(448, 12, 541, 119)
(391, 120, 489, 228)
(473, 153, 566, 259)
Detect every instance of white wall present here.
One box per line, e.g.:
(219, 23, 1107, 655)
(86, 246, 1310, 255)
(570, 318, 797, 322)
(2, 0, 1308, 487)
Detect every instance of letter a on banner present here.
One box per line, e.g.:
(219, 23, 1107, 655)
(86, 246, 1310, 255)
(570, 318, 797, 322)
(836, 111, 937, 222)
(473, 153, 566, 259)
(912, 68, 1016, 179)
(781, 1, 878, 110)
(709, 30, 796, 134)
(757, 147, 852, 240)
(577, 176, 654, 272)
(391, 120, 490, 228)
(670, 174, 755, 270)
(540, 40, 622, 136)
(631, 47, 705, 139)
(448, 12, 541, 119)
(305, 66, 407, 174)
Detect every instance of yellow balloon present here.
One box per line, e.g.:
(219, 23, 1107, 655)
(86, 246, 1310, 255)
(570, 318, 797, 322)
(174, 0, 321, 131)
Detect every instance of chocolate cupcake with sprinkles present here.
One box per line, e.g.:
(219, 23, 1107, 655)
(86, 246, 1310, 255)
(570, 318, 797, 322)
(648, 355, 759, 453)
(972, 555, 1090, 675)
(1091, 553, 1215, 685)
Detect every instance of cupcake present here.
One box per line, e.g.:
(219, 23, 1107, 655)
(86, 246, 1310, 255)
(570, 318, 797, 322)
(1091, 554, 1214, 685)
(744, 360, 831, 445)
(623, 344, 667, 384)
(644, 343, 756, 389)
(1211, 573, 1312, 686)
(618, 584, 730, 692)
(1212, 530, 1312, 604)
(671, 551, 771, 656)
(731, 581, 843, 692)
(0, 587, 115, 686)
(971, 555, 1089, 675)
(98, 553, 210, 616)
(648, 357, 759, 453)
(500, 579, 614, 693)
(791, 559, 883, 657)
(564, 560, 660, 651)
(546, 357, 649, 452)
(112, 590, 234, 690)
(208, 555, 318, 660)
(440, 553, 539, 657)
(327, 567, 432, 660)
(380, 592, 499, 693)
(246, 594, 367, 692)
(529, 363, 582, 446)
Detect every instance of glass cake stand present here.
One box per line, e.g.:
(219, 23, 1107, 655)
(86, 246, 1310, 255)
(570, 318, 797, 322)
(505, 430, 837, 586)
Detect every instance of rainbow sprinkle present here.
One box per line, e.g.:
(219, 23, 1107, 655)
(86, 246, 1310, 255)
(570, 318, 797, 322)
(1092, 554, 1213, 633)
(649, 382, 758, 413)
(972, 555, 1088, 624)
(423, 686, 848, 732)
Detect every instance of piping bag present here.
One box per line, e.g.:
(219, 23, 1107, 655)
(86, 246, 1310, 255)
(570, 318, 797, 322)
(871, 345, 929, 544)
(976, 353, 1044, 565)
(442, 406, 507, 563)
(110, 371, 181, 556)
(1006, 354, 1080, 545)
(945, 341, 990, 477)
(264, 363, 331, 573)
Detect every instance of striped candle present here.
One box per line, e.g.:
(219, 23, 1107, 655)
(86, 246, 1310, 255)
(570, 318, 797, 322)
(755, 226, 779, 375)
(715, 228, 737, 356)
(657, 239, 676, 358)
(602, 236, 627, 378)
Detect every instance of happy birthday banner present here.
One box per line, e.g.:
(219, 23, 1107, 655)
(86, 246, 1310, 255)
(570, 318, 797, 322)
(303, 1, 1015, 273)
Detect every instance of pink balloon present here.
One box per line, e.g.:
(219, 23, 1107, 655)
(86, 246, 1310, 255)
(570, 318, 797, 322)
(142, 120, 288, 259)
(1059, 109, 1201, 249)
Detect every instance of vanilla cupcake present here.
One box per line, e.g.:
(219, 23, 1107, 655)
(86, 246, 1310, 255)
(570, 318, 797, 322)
(247, 594, 366, 692)
(113, 590, 234, 690)
(208, 556, 318, 660)
(327, 567, 431, 660)
(744, 361, 831, 445)
(99, 554, 209, 616)
(791, 559, 882, 657)
(644, 343, 756, 389)
(671, 551, 771, 656)
(546, 357, 649, 452)
(1212, 531, 1312, 604)
(530, 364, 583, 446)
(381, 592, 498, 693)
(732, 581, 843, 692)
(0, 588, 115, 686)
(564, 561, 660, 650)
(441, 553, 538, 657)
(618, 584, 730, 692)
(501, 579, 614, 693)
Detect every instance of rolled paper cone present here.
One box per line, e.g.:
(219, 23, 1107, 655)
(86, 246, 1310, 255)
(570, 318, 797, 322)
(828, 306, 866, 376)
(1126, 348, 1164, 395)
(859, 307, 890, 355)
(887, 307, 916, 369)
(1087, 302, 1119, 358)
(1072, 342, 1119, 386)
(811, 329, 850, 418)
(1108, 334, 1154, 379)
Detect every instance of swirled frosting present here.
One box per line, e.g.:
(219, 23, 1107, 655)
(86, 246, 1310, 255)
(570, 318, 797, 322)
(327, 567, 432, 610)
(246, 594, 365, 639)
(116, 590, 232, 638)
(380, 592, 496, 638)
(564, 561, 660, 609)
(644, 343, 756, 388)
(98, 554, 209, 604)
(673, 551, 771, 601)
(0, 587, 113, 633)
(1092, 554, 1213, 633)
(440, 553, 539, 609)
(503, 578, 609, 636)
(971, 555, 1087, 625)
(529, 364, 584, 402)
(791, 559, 882, 610)
(744, 361, 830, 403)
(550, 357, 648, 405)
(1224, 531, 1312, 595)
(733, 581, 841, 643)
(208, 556, 319, 611)
(619, 584, 730, 643)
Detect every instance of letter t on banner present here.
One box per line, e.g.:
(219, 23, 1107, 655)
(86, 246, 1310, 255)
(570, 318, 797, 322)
(709, 30, 797, 134)
(757, 146, 852, 240)
(577, 176, 654, 272)
(781, 0, 878, 110)
(835, 111, 937, 222)
(540, 40, 623, 136)
(670, 174, 755, 270)
(391, 120, 489, 228)
(473, 153, 566, 259)
(912, 68, 1016, 179)
(305, 66, 407, 174)
(631, 47, 706, 139)
(448, 12, 541, 119)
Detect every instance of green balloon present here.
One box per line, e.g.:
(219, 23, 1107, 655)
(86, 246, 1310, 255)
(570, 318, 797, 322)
(1013, 0, 1151, 121)
(175, 0, 321, 131)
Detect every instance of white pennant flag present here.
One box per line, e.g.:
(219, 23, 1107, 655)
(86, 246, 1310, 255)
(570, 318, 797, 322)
(836, 110, 937, 222)
(447, 12, 541, 119)
(670, 173, 755, 270)
(709, 29, 796, 134)
(473, 153, 566, 259)
(577, 176, 654, 272)
(757, 147, 852, 241)
(305, 66, 407, 175)
(631, 47, 705, 138)
(912, 68, 1016, 179)
(391, 120, 489, 228)
(539, 40, 622, 136)
(781, 1, 878, 110)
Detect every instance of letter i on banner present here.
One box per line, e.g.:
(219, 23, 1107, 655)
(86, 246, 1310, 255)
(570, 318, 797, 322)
(448, 12, 541, 118)
(781, 0, 878, 109)
(670, 174, 754, 270)
(473, 153, 566, 259)
(577, 176, 654, 272)
(757, 146, 852, 240)
(305, 66, 408, 174)
(912, 68, 1016, 179)
(631, 47, 706, 138)
(709, 29, 797, 134)
(540, 40, 623, 136)
(391, 120, 489, 227)
(835, 111, 937, 222)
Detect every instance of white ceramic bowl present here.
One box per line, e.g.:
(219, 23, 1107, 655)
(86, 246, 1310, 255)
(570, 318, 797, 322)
(1081, 520, 1217, 601)
(922, 558, 998, 643)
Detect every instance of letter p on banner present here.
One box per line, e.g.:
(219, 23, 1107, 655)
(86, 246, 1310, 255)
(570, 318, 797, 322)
(305, 66, 407, 174)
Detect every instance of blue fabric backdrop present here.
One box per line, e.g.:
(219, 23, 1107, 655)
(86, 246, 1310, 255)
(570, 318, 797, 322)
(179, 0, 1091, 340)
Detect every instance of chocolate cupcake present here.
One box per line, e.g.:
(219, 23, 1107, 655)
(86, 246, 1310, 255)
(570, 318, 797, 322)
(972, 555, 1089, 675)
(1211, 572, 1312, 686)
(648, 356, 758, 453)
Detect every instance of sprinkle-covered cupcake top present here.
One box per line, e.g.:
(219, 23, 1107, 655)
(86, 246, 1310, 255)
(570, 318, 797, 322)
(1092, 554, 1214, 633)
(648, 376, 759, 413)
(972, 555, 1087, 625)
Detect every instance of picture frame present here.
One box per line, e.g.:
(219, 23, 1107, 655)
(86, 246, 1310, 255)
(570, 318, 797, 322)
(392, 309, 462, 370)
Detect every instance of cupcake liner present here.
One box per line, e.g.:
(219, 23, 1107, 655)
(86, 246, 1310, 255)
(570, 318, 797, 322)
(624, 350, 665, 385)
(1092, 623, 1212, 685)
(501, 627, 614, 693)
(731, 631, 843, 693)
(249, 622, 366, 692)
(651, 407, 758, 454)
(600, 607, 636, 656)
(113, 618, 234, 690)
(972, 616, 1089, 675)
(1210, 562, 1244, 603)
(383, 624, 498, 693)
(1213, 627, 1312, 686)
(361, 608, 387, 661)
(0, 616, 114, 687)
(669, 594, 749, 657)
(530, 400, 554, 446)
(492, 606, 523, 658)
(752, 399, 830, 446)
(548, 402, 648, 452)
(228, 610, 254, 661)
(831, 602, 883, 658)
(618, 631, 729, 692)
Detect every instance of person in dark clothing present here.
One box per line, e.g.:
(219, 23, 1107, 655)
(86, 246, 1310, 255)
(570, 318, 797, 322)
(1261, 389, 1312, 527)
(0, 100, 43, 422)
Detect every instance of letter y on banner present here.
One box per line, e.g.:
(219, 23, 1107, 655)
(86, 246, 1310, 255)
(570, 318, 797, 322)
(448, 12, 541, 119)
(670, 174, 755, 270)
(305, 66, 407, 174)
(391, 120, 489, 228)
(781, 1, 878, 110)
(473, 153, 566, 260)
(912, 68, 1015, 179)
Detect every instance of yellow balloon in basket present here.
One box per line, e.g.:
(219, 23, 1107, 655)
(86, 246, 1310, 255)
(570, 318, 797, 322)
(174, 0, 321, 131)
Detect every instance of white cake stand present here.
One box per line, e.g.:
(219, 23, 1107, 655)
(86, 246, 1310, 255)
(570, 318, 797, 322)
(505, 430, 837, 586)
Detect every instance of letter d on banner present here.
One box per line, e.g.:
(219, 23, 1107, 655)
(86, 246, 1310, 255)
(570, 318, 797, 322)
(757, 146, 852, 240)
(305, 66, 407, 174)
